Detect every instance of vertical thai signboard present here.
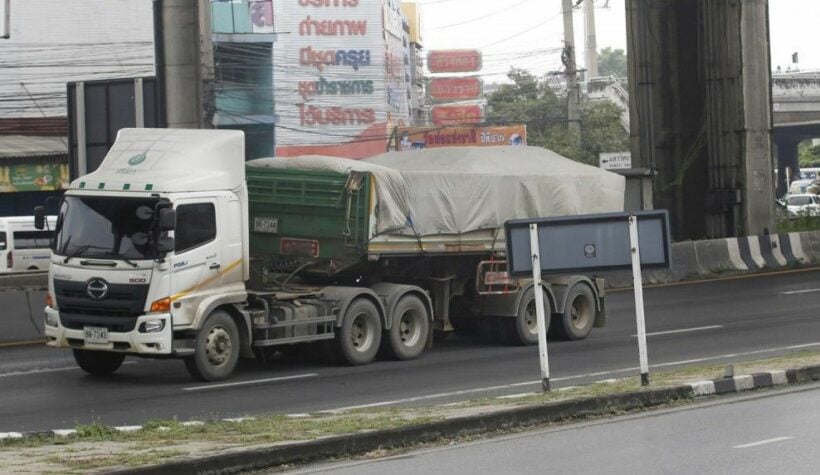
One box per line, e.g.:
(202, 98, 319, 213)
(273, 0, 409, 158)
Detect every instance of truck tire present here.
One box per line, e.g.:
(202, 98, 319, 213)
(184, 310, 240, 382)
(73, 349, 125, 376)
(500, 287, 551, 346)
(337, 298, 382, 365)
(552, 284, 595, 340)
(385, 295, 429, 360)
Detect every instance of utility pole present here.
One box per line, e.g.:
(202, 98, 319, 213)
(562, 0, 581, 136)
(584, 0, 598, 79)
(156, 0, 214, 129)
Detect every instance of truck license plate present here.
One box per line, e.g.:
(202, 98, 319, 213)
(84, 326, 109, 344)
(253, 217, 279, 234)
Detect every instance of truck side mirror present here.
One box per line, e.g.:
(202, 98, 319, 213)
(34, 206, 46, 230)
(158, 208, 176, 231)
(156, 236, 175, 253)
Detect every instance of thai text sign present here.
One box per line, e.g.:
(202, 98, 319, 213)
(430, 104, 483, 126)
(600, 151, 632, 170)
(428, 77, 483, 102)
(427, 50, 482, 73)
(397, 125, 526, 150)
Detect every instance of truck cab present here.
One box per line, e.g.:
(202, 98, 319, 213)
(39, 128, 250, 379)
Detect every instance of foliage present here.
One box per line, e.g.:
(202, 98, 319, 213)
(486, 68, 629, 165)
(798, 141, 820, 167)
(597, 47, 627, 78)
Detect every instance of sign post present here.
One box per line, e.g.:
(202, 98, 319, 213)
(505, 211, 671, 390)
(529, 224, 551, 392)
(629, 215, 650, 385)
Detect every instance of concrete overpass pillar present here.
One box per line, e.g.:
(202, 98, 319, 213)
(627, 0, 774, 239)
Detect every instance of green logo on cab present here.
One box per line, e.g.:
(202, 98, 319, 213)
(128, 152, 148, 166)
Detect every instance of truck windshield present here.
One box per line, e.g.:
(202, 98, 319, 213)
(54, 196, 164, 260)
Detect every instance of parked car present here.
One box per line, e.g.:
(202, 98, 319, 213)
(784, 194, 820, 217)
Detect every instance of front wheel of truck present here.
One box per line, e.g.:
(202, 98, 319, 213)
(184, 310, 240, 382)
(73, 349, 125, 376)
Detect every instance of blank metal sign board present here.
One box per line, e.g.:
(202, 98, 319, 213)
(505, 210, 671, 277)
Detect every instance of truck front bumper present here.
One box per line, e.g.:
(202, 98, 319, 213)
(44, 307, 174, 355)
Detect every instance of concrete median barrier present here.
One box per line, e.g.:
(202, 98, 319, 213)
(599, 230, 820, 288)
(0, 289, 46, 344)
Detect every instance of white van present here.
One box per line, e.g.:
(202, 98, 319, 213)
(0, 216, 57, 273)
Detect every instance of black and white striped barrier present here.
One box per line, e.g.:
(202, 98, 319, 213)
(602, 230, 820, 288)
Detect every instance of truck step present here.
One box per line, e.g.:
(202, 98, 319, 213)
(252, 333, 336, 347)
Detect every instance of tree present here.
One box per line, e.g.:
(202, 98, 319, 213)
(597, 47, 627, 78)
(798, 141, 820, 167)
(486, 68, 629, 166)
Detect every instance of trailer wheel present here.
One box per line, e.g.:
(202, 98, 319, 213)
(385, 295, 429, 360)
(184, 310, 240, 381)
(73, 349, 125, 376)
(552, 284, 595, 340)
(337, 298, 382, 365)
(500, 287, 551, 346)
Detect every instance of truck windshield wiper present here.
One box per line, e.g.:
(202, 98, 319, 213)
(118, 256, 139, 268)
(62, 244, 110, 264)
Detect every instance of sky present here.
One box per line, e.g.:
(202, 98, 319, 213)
(416, 0, 819, 82)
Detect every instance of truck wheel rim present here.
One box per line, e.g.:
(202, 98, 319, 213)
(525, 300, 538, 335)
(571, 297, 592, 330)
(399, 308, 422, 347)
(206, 326, 232, 365)
(351, 314, 373, 352)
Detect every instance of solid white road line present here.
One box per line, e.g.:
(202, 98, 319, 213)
(182, 373, 319, 391)
(635, 325, 723, 337)
(734, 436, 794, 449)
(0, 361, 136, 379)
(781, 288, 820, 295)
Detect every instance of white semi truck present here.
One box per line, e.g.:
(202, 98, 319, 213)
(36, 128, 625, 381)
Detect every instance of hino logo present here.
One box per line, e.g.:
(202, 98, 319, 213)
(86, 278, 109, 300)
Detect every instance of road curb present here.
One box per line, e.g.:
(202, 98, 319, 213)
(112, 386, 694, 475)
(105, 363, 820, 474)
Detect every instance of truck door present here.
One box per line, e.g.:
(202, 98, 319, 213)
(169, 199, 222, 323)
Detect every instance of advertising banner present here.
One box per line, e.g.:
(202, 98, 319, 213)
(396, 125, 526, 150)
(428, 77, 483, 103)
(273, 0, 411, 159)
(0, 163, 70, 193)
(427, 50, 482, 73)
(430, 104, 483, 126)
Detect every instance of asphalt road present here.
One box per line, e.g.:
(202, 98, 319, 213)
(293, 383, 820, 474)
(2, 269, 820, 433)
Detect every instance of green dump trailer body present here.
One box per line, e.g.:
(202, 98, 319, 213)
(247, 166, 374, 274)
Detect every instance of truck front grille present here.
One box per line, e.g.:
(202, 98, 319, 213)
(54, 279, 150, 332)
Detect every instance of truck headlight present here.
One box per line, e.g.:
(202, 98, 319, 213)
(45, 312, 59, 328)
(139, 320, 166, 333)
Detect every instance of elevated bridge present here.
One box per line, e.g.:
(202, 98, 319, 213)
(772, 72, 820, 195)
